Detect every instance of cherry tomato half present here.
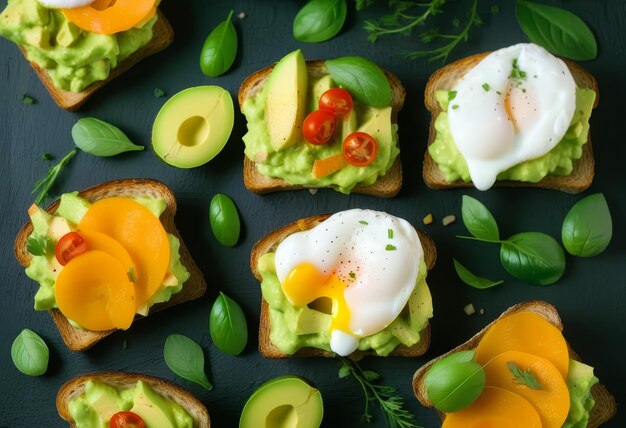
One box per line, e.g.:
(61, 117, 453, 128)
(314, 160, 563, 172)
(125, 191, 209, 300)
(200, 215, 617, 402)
(319, 88, 353, 117)
(342, 132, 379, 167)
(302, 109, 336, 145)
(110, 412, 146, 428)
(55, 231, 88, 266)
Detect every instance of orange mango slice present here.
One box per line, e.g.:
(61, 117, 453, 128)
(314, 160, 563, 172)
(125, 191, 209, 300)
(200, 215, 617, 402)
(78, 197, 170, 311)
(78, 230, 135, 271)
(442, 386, 542, 428)
(55, 250, 135, 331)
(483, 351, 570, 428)
(62, 0, 157, 35)
(312, 154, 348, 178)
(475, 311, 569, 379)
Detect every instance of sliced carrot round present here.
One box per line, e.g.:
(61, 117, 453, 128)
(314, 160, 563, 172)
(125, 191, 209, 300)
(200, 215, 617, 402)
(483, 351, 570, 428)
(55, 250, 135, 331)
(442, 386, 542, 428)
(62, 0, 157, 35)
(475, 311, 569, 379)
(78, 197, 170, 310)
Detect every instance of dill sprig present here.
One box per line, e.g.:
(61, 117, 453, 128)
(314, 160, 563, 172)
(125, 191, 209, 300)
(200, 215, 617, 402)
(358, 0, 482, 63)
(338, 357, 421, 428)
(507, 361, 543, 390)
(32, 149, 77, 205)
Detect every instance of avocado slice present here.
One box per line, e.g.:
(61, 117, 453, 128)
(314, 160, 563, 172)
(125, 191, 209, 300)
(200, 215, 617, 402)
(240, 376, 324, 428)
(129, 381, 178, 428)
(152, 86, 235, 168)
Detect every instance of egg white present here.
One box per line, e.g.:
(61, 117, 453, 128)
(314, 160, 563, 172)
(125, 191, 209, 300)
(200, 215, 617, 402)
(37, 0, 95, 8)
(448, 43, 576, 190)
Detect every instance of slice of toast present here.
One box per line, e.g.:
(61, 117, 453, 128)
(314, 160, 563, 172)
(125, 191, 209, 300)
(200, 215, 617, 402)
(57, 372, 210, 427)
(250, 213, 437, 358)
(17, 9, 174, 111)
(238, 60, 406, 198)
(14, 178, 207, 352)
(412, 300, 616, 427)
(422, 52, 599, 193)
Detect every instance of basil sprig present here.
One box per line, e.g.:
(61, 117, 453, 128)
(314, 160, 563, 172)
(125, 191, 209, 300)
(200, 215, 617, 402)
(293, 0, 347, 43)
(164, 334, 212, 390)
(72, 118, 143, 157)
(200, 10, 238, 77)
(11, 329, 49, 376)
(562, 193, 612, 257)
(209, 292, 248, 355)
(516, 0, 597, 60)
(325, 56, 392, 108)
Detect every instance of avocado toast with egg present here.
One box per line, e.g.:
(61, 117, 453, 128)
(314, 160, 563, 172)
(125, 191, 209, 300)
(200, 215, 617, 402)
(250, 210, 436, 358)
(0, 0, 173, 111)
(239, 51, 405, 197)
(423, 43, 598, 193)
(14, 178, 206, 351)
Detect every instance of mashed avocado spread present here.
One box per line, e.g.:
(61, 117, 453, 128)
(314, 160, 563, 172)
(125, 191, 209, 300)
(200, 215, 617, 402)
(258, 253, 432, 356)
(242, 74, 399, 194)
(564, 359, 600, 428)
(68, 380, 193, 428)
(26, 192, 190, 321)
(429, 88, 596, 183)
(0, 0, 157, 92)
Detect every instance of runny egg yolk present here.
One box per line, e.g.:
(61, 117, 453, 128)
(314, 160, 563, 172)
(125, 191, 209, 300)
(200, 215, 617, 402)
(504, 86, 537, 133)
(281, 263, 352, 334)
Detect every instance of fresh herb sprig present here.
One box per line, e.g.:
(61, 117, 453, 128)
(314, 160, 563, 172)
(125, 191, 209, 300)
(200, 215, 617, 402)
(358, 0, 482, 63)
(507, 361, 543, 390)
(338, 357, 421, 428)
(32, 149, 77, 205)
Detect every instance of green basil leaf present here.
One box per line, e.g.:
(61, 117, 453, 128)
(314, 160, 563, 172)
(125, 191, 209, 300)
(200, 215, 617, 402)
(72, 118, 144, 157)
(200, 10, 238, 77)
(209, 193, 241, 247)
(500, 232, 566, 286)
(338, 363, 351, 379)
(453, 259, 504, 289)
(325, 56, 392, 107)
(11, 329, 49, 376)
(461, 195, 500, 241)
(27, 235, 53, 257)
(209, 292, 248, 355)
(164, 334, 212, 390)
(562, 193, 612, 257)
(424, 351, 485, 413)
(293, 0, 347, 43)
(515, 0, 597, 61)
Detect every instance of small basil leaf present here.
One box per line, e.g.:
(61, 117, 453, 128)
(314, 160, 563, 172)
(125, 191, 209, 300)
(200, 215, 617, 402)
(562, 193, 612, 257)
(461, 195, 500, 241)
(72, 118, 144, 157)
(515, 0, 597, 61)
(500, 232, 566, 286)
(325, 56, 392, 107)
(200, 10, 238, 77)
(209, 193, 241, 247)
(11, 329, 49, 376)
(209, 292, 248, 355)
(164, 334, 212, 390)
(424, 351, 485, 413)
(453, 259, 504, 289)
(293, 0, 347, 43)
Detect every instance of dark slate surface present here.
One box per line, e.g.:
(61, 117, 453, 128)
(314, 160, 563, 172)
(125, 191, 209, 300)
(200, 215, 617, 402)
(0, 1, 624, 427)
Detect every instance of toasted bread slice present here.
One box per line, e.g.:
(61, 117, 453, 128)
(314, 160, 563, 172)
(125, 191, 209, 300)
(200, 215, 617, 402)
(422, 52, 599, 193)
(250, 213, 437, 358)
(17, 9, 173, 111)
(238, 60, 406, 197)
(57, 372, 210, 427)
(14, 178, 207, 352)
(412, 300, 616, 427)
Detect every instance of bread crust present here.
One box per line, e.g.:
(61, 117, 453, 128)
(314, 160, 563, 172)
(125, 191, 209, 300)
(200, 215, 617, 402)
(238, 60, 406, 198)
(250, 213, 437, 359)
(17, 9, 174, 111)
(56, 372, 210, 427)
(412, 300, 616, 427)
(422, 51, 599, 193)
(14, 178, 207, 352)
